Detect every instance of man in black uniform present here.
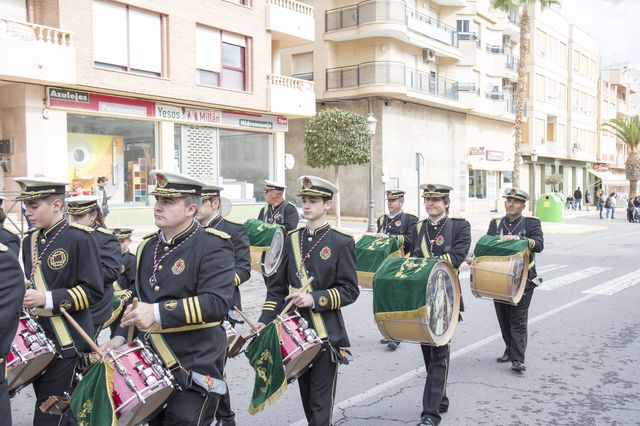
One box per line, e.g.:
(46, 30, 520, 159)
(0, 196, 20, 256)
(257, 180, 299, 231)
(196, 184, 251, 426)
(377, 189, 419, 350)
(101, 170, 235, 426)
(0, 240, 26, 423)
(486, 188, 544, 373)
(256, 175, 360, 426)
(410, 184, 471, 426)
(16, 177, 103, 426)
(108, 227, 136, 338)
(66, 195, 121, 337)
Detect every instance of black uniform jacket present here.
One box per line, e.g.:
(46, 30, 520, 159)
(117, 251, 136, 291)
(89, 225, 122, 325)
(206, 215, 251, 310)
(0, 243, 26, 382)
(0, 225, 20, 257)
(258, 200, 299, 232)
(376, 211, 419, 254)
(118, 222, 235, 381)
(21, 219, 103, 356)
(486, 216, 544, 288)
(259, 224, 360, 348)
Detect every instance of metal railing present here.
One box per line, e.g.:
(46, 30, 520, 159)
(458, 32, 480, 47)
(326, 61, 459, 100)
(486, 44, 504, 54)
(325, 0, 458, 47)
(505, 53, 519, 70)
(458, 82, 478, 93)
(486, 91, 505, 100)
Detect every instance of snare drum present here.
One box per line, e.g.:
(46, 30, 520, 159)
(373, 257, 461, 347)
(7, 313, 56, 394)
(105, 340, 175, 426)
(276, 311, 322, 382)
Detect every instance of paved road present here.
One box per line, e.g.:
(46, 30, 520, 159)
(10, 215, 640, 425)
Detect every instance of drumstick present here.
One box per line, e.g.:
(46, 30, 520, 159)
(279, 277, 314, 316)
(234, 306, 259, 332)
(60, 307, 104, 357)
(127, 298, 139, 343)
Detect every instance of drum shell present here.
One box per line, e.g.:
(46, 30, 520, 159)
(276, 311, 322, 382)
(373, 258, 461, 347)
(470, 252, 529, 305)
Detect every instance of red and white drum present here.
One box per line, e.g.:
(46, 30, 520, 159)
(221, 321, 236, 349)
(7, 313, 56, 394)
(277, 311, 322, 382)
(106, 340, 175, 426)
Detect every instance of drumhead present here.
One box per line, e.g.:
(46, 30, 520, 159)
(220, 197, 232, 217)
(261, 227, 285, 277)
(285, 344, 322, 383)
(425, 263, 458, 338)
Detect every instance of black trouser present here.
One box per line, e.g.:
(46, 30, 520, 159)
(148, 387, 220, 426)
(32, 356, 78, 426)
(494, 286, 535, 363)
(0, 380, 10, 425)
(420, 344, 449, 425)
(297, 347, 339, 426)
(216, 339, 236, 424)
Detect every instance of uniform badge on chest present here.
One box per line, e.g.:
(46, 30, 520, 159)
(395, 220, 401, 227)
(48, 249, 69, 270)
(435, 235, 445, 246)
(320, 246, 331, 260)
(172, 258, 186, 275)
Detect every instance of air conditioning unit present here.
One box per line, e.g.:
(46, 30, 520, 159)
(572, 143, 581, 150)
(502, 78, 510, 88)
(422, 49, 436, 63)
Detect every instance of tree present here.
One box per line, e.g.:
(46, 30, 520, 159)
(491, 0, 560, 188)
(602, 115, 640, 198)
(543, 173, 562, 193)
(304, 108, 371, 228)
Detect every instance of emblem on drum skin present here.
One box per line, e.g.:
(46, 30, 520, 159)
(48, 249, 69, 270)
(395, 220, 401, 227)
(318, 296, 329, 307)
(435, 235, 445, 246)
(59, 299, 72, 310)
(320, 247, 331, 260)
(172, 259, 185, 275)
(164, 300, 178, 310)
(156, 173, 168, 188)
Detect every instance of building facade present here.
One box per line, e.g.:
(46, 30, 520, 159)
(0, 0, 315, 225)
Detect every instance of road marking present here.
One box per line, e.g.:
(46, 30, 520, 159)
(582, 269, 640, 295)
(289, 293, 598, 426)
(536, 264, 569, 274)
(537, 266, 612, 291)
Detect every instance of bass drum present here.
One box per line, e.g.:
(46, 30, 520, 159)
(373, 258, 461, 347)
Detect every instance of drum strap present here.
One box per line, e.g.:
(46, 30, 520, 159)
(135, 237, 180, 369)
(30, 233, 74, 350)
(417, 221, 431, 258)
(291, 235, 329, 340)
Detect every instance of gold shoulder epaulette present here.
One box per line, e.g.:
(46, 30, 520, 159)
(333, 228, 353, 238)
(206, 228, 230, 239)
(96, 227, 114, 235)
(143, 231, 157, 239)
(27, 227, 39, 234)
(288, 227, 303, 235)
(0, 242, 7, 252)
(2, 226, 19, 235)
(69, 222, 94, 232)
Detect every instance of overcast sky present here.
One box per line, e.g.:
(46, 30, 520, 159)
(558, 0, 640, 68)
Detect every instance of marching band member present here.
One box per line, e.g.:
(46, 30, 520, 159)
(197, 184, 251, 426)
(256, 176, 359, 426)
(258, 180, 299, 232)
(0, 196, 20, 256)
(376, 189, 418, 350)
(17, 177, 103, 426)
(101, 170, 235, 425)
(410, 184, 471, 426)
(109, 227, 136, 338)
(486, 188, 544, 373)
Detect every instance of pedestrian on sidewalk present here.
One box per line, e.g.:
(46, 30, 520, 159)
(598, 189, 605, 219)
(627, 198, 635, 223)
(606, 192, 616, 219)
(584, 190, 591, 212)
(573, 187, 582, 211)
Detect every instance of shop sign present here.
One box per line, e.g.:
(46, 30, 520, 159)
(222, 111, 288, 132)
(48, 88, 89, 103)
(156, 104, 222, 124)
(593, 163, 609, 172)
(486, 150, 504, 161)
(468, 147, 485, 156)
(47, 87, 155, 117)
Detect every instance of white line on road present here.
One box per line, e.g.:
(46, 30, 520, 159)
(536, 264, 569, 274)
(537, 266, 612, 291)
(289, 293, 598, 426)
(581, 269, 640, 295)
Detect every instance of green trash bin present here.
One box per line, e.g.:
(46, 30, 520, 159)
(535, 192, 564, 222)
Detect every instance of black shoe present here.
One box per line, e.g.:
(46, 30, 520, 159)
(387, 341, 400, 351)
(215, 419, 236, 426)
(438, 405, 448, 414)
(496, 350, 510, 363)
(511, 361, 526, 372)
(417, 416, 437, 426)
(380, 338, 390, 344)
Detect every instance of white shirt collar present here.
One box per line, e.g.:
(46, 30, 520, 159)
(428, 213, 447, 226)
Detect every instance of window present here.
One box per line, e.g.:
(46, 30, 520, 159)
(580, 54, 588, 76)
(292, 52, 314, 81)
(559, 83, 567, 108)
(559, 42, 567, 68)
(197, 26, 248, 91)
(535, 74, 546, 101)
(572, 49, 580, 72)
(456, 19, 470, 33)
(589, 59, 596, 81)
(557, 123, 566, 145)
(93, 0, 164, 76)
(536, 29, 546, 57)
(547, 34, 557, 62)
(0, 0, 26, 21)
(535, 118, 545, 143)
(468, 170, 487, 199)
(547, 78, 557, 102)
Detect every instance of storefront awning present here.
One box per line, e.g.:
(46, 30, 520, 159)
(588, 170, 629, 187)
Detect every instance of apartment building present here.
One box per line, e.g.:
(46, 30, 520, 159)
(0, 0, 315, 225)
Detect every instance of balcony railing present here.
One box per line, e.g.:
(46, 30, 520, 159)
(486, 91, 505, 100)
(268, 74, 315, 91)
(505, 53, 519, 71)
(325, 0, 458, 47)
(458, 32, 480, 47)
(486, 44, 504, 54)
(326, 61, 459, 100)
(269, 0, 314, 16)
(0, 18, 73, 46)
(458, 82, 478, 94)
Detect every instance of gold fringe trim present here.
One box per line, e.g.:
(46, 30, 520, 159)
(247, 378, 288, 415)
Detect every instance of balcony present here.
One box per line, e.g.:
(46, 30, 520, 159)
(325, 61, 460, 106)
(504, 53, 519, 80)
(267, 74, 316, 117)
(325, 0, 461, 60)
(0, 18, 76, 84)
(266, 0, 315, 45)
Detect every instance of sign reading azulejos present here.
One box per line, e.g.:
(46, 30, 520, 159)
(48, 88, 89, 103)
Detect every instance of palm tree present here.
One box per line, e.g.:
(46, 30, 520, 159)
(491, 0, 560, 188)
(601, 115, 640, 198)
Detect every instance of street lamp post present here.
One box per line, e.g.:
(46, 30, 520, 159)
(531, 150, 538, 215)
(366, 112, 378, 233)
